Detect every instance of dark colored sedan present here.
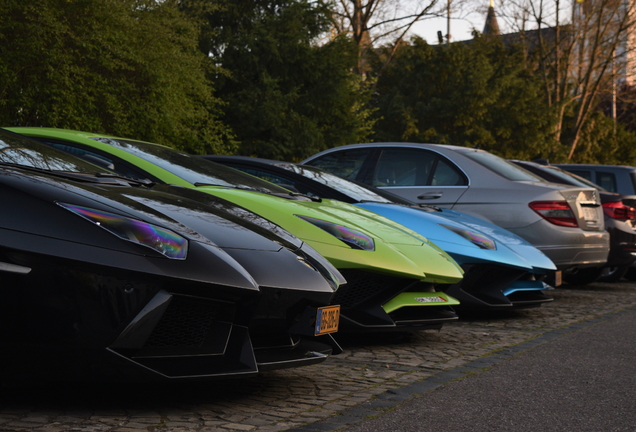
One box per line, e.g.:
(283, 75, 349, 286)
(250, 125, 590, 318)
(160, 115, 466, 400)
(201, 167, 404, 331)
(0, 128, 343, 384)
(512, 160, 636, 283)
(554, 164, 636, 209)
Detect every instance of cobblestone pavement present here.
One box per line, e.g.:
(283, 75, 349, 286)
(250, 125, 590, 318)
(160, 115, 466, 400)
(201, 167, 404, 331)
(2, 281, 636, 432)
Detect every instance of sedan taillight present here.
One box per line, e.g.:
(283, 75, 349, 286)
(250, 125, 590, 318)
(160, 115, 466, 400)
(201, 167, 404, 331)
(529, 201, 578, 227)
(602, 201, 636, 220)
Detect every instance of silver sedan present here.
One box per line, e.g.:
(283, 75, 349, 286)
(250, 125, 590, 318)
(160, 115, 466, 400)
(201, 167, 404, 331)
(302, 143, 610, 282)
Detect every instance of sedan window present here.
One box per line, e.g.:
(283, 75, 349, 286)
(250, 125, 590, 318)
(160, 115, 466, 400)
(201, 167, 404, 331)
(457, 149, 543, 182)
(374, 148, 466, 186)
(432, 159, 466, 186)
(373, 148, 435, 186)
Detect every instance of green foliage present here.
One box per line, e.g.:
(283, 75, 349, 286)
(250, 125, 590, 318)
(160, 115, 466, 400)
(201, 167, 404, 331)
(371, 36, 557, 160)
(202, 0, 376, 161)
(559, 111, 636, 164)
(0, 0, 235, 154)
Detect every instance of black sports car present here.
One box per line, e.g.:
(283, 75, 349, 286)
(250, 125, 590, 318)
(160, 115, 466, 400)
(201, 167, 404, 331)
(0, 129, 343, 384)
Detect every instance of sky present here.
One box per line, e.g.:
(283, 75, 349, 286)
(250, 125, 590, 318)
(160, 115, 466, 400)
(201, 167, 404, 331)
(406, 6, 497, 44)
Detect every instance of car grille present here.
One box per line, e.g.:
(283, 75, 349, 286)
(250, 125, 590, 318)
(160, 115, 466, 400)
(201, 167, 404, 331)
(331, 269, 417, 309)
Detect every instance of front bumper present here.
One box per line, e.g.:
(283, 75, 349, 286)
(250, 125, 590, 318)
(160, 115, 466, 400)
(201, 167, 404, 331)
(332, 269, 459, 332)
(0, 244, 337, 383)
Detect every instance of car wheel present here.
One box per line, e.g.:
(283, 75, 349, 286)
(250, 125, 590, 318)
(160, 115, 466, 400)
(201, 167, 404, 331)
(563, 267, 604, 285)
(597, 266, 629, 283)
(624, 267, 636, 281)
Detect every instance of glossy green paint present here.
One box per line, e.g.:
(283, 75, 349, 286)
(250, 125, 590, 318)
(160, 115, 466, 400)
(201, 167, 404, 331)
(9, 127, 463, 284)
(382, 292, 460, 314)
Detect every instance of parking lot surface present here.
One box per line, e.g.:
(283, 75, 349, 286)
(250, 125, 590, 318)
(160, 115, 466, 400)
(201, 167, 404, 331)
(2, 281, 635, 432)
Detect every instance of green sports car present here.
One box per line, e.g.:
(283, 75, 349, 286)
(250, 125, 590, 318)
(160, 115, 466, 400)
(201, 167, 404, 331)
(10, 128, 464, 332)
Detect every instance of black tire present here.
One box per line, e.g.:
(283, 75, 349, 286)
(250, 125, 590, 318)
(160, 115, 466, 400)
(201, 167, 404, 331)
(624, 267, 636, 281)
(563, 267, 604, 285)
(598, 266, 629, 283)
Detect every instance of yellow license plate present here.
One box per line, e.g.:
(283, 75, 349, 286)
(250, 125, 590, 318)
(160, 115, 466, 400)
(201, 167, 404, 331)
(315, 305, 340, 335)
(554, 270, 562, 287)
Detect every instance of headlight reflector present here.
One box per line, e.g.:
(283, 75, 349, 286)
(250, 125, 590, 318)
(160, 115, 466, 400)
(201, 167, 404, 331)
(296, 215, 375, 251)
(59, 203, 188, 259)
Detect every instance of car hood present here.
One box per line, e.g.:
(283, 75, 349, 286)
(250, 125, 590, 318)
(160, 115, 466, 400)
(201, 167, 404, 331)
(194, 185, 464, 284)
(432, 206, 555, 271)
(353, 202, 555, 271)
(0, 165, 342, 292)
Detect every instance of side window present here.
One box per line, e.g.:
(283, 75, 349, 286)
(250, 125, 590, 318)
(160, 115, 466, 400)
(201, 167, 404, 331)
(373, 148, 435, 186)
(568, 170, 592, 181)
(305, 148, 372, 180)
(597, 172, 617, 192)
(432, 158, 467, 186)
(630, 172, 636, 194)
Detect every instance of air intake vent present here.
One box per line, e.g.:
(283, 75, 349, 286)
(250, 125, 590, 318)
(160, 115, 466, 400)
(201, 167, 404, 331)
(332, 269, 415, 309)
(144, 296, 220, 349)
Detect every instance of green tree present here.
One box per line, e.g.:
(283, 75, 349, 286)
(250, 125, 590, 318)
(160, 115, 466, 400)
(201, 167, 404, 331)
(0, 0, 234, 154)
(200, 0, 376, 161)
(371, 36, 559, 160)
(556, 110, 636, 164)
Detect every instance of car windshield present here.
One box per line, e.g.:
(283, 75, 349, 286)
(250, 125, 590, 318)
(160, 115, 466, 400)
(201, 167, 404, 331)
(92, 138, 292, 194)
(456, 148, 546, 182)
(0, 129, 103, 173)
(544, 166, 605, 190)
(280, 163, 398, 203)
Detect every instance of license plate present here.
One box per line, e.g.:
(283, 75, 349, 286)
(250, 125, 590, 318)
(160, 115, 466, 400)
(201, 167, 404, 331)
(582, 207, 597, 220)
(554, 270, 562, 287)
(315, 305, 340, 335)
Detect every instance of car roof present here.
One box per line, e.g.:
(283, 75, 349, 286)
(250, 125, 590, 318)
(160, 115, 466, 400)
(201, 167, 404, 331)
(555, 164, 636, 171)
(313, 142, 472, 152)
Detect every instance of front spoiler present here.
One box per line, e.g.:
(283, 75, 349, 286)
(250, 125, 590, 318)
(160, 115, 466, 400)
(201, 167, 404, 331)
(337, 292, 459, 333)
(446, 279, 553, 311)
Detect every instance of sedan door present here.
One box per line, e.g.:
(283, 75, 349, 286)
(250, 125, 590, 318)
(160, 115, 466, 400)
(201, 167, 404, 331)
(364, 147, 469, 207)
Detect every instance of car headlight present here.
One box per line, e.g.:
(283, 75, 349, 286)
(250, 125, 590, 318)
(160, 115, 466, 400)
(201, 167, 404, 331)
(58, 203, 188, 259)
(296, 215, 375, 251)
(440, 224, 496, 250)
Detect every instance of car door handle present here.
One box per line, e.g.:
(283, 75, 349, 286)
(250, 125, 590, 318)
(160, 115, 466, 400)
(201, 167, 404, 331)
(417, 191, 443, 200)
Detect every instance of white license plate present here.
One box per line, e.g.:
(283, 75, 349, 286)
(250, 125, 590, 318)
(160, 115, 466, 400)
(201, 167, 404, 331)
(582, 207, 597, 220)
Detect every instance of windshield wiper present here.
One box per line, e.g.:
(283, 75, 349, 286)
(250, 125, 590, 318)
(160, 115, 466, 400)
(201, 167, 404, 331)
(288, 192, 322, 202)
(194, 182, 253, 189)
(95, 172, 155, 187)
